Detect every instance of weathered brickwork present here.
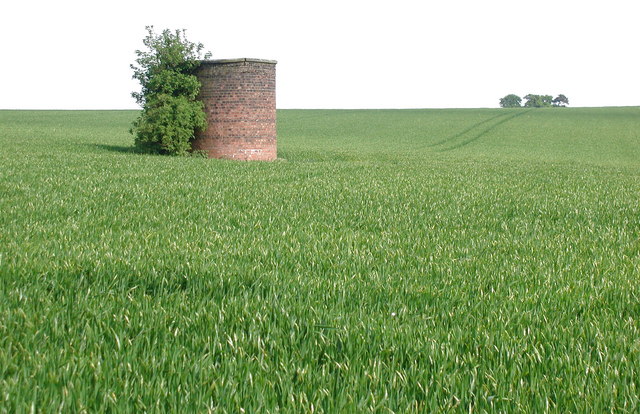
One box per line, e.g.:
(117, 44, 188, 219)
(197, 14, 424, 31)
(193, 59, 277, 161)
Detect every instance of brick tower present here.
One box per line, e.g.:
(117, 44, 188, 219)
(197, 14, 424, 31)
(192, 59, 277, 161)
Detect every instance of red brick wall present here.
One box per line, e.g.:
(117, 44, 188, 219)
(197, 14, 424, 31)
(193, 59, 277, 161)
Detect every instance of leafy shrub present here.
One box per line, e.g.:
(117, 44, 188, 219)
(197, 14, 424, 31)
(130, 27, 211, 155)
(499, 94, 522, 108)
(552, 94, 569, 107)
(523, 94, 553, 108)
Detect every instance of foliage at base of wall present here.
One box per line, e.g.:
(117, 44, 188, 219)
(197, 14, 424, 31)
(130, 26, 211, 156)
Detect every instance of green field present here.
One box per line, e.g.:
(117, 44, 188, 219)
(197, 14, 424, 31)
(1, 107, 639, 412)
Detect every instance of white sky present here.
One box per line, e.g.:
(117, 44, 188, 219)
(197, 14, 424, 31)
(1, 0, 638, 109)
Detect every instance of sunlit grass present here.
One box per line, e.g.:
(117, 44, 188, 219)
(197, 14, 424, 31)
(1, 108, 639, 412)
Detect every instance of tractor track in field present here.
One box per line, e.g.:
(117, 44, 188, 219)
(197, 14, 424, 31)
(429, 109, 531, 152)
(427, 112, 510, 147)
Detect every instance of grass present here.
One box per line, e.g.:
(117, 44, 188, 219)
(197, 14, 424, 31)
(1, 107, 639, 412)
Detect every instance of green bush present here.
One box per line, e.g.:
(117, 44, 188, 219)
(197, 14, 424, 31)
(130, 26, 211, 155)
(499, 94, 522, 108)
(523, 94, 553, 108)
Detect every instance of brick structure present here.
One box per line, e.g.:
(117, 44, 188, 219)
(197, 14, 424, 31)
(193, 58, 277, 161)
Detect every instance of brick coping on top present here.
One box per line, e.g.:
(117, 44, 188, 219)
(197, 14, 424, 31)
(199, 58, 277, 65)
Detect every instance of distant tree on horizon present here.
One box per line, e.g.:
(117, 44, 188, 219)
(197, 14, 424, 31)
(499, 94, 522, 108)
(523, 94, 553, 108)
(552, 94, 570, 107)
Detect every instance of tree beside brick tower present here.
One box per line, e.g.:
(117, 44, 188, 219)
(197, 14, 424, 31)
(130, 27, 211, 156)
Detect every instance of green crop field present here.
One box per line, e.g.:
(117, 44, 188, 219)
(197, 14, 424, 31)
(1, 107, 639, 412)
